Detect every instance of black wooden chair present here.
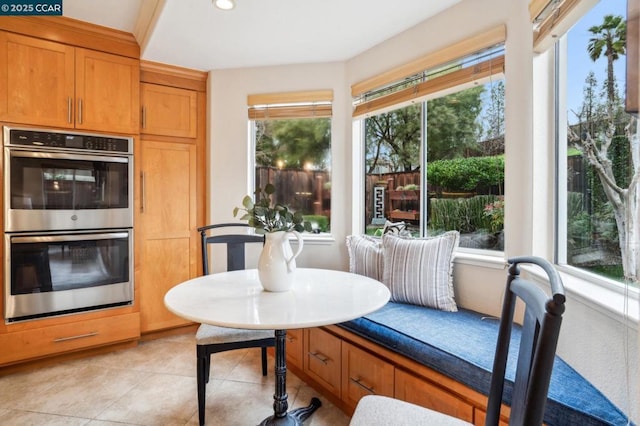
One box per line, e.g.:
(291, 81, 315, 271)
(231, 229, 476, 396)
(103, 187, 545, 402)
(349, 256, 566, 426)
(195, 223, 275, 426)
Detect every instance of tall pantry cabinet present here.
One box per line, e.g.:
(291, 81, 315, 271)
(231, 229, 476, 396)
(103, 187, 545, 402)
(137, 62, 207, 333)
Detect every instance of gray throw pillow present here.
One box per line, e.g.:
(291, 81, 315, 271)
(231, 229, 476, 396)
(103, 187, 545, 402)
(346, 235, 384, 281)
(382, 231, 459, 311)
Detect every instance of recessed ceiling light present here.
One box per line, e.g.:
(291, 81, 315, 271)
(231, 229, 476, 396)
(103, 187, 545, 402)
(214, 0, 235, 10)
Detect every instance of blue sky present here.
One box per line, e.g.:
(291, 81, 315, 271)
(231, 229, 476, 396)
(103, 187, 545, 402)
(566, 0, 627, 121)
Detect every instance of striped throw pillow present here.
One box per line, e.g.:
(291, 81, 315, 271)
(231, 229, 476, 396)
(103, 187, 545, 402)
(346, 235, 384, 281)
(382, 231, 459, 311)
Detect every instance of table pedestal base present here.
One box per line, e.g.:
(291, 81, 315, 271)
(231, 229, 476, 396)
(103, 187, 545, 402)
(258, 397, 322, 426)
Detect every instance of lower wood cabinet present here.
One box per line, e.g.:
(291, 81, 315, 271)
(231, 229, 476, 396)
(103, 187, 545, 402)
(303, 327, 342, 396)
(341, 341, 394, 411)
(394, 368, 474, 422)
(296, 325, 511, 424)
(286, 328, 304, 370)
(0, 313, 140, 365)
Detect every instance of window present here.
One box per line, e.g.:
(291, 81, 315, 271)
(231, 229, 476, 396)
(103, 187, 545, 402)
(249, 91, 332, 233)
(357, 42, 505, 251)
(558, 0, 639, 286)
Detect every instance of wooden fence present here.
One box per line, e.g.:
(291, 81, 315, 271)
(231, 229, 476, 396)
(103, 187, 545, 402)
(257, 158, 586, 226)
(255, 167, 330, 218)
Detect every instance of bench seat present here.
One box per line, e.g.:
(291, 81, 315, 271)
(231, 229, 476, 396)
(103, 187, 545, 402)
(338, 302, 631, 426)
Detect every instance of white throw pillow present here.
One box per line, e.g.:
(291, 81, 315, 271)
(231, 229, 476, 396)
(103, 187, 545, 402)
(382, 231, 459, 311)
(346, 235, 384, 281)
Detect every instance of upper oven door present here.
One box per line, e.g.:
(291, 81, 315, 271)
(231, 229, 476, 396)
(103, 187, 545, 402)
(4, 149, 133, 232)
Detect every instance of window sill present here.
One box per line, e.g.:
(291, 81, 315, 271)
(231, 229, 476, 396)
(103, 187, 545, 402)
(453, 251, 638, 328)
(555, 267, 639, 329)
(453, 249, 507, 269)
(290, 232, 336, 245)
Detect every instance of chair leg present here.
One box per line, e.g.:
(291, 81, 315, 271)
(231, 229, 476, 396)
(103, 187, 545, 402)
(261, 346, 268, 376)
(204, 356, 211, 384)
(197, 347, 208, 426)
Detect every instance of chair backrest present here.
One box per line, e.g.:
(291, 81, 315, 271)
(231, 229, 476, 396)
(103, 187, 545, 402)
(485, 256, 566, 426)
(197, 223, 264, 275)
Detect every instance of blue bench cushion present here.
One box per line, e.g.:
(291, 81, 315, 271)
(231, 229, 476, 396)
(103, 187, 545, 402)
(338, 302, 631, 426)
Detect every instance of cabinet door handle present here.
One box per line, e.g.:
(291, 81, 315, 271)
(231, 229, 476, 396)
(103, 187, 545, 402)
(53, 331, 98, 343)
(308, 351, 329, 365)
(67, 97, 73, 124)
(141, 171, 146, 213)
(78, 98, 83, 124)
(141, 106, 146, 129)
(350, 376, 375, 394)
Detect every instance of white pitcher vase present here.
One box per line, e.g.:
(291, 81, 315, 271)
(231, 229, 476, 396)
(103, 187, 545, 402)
(258, 230, 304, 292)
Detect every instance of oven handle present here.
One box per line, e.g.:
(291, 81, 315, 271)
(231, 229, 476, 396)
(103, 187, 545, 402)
(8, 149, 130, 163)
(10, 232, 130, 244)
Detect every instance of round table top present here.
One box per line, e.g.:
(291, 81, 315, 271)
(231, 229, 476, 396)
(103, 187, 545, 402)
(164, 268, 390, 330)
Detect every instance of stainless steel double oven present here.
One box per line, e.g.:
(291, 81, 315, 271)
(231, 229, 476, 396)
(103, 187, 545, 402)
(3, 126, 134, 322)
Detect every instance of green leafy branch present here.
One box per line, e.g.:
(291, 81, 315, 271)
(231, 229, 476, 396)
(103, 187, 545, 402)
(233, 183, 311, 233)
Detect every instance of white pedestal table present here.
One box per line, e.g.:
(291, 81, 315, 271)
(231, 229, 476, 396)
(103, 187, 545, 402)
(164, 267, 390, 425)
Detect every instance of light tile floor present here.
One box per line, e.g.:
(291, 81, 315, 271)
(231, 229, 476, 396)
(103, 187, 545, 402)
(0, 332, 351, 425)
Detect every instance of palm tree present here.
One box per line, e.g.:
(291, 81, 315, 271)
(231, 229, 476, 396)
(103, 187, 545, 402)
(587, 14, 626, 104)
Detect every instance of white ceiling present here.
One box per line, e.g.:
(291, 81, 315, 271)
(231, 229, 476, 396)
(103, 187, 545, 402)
(62, 0, 461, 71)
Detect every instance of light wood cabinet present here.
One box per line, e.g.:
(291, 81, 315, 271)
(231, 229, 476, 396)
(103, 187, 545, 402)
(286, 328, 304, 370)
(341, 341, 394, 411)
(138, 140, 198, 332)
(295, 325, 507, 422)
(0, 31, 139, 133)
(0, 31, 74, 128)
(304, 327, 342, 396)
(137, 62, 207, 335)
(74, 47, 140, 134)
(141, 83, 197, 138)
(474, 408, 510, 426)
(0, 313, 140, 365)
(394, 368, 474, 422)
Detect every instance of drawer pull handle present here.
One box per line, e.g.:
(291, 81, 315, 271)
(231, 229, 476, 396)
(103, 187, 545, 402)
(308, 351, 329, 364)
(286, 336, 296, 343)
(53, 331, 98, 343)
(350, 377, 375, 394)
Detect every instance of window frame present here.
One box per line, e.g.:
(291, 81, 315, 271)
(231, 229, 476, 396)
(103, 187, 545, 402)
(247, 91, 335, 240)
(553, 5, 640, 296)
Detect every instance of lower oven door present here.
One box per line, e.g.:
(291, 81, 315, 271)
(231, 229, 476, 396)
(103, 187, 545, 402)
(4, 229, 133, 322)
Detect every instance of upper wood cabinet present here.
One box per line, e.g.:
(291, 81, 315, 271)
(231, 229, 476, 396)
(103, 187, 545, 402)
(74, 47, 140, 134)
(0, 31, 74, 128)
(141, 83, 197, 138)
(0, 31, 139, 133)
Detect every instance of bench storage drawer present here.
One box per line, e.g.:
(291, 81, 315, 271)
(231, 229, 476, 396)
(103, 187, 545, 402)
(304, 327, 341, 396)
(341, 341, 394, 411)
(286, 328, 303, 370)
(394, 368, 474, 422)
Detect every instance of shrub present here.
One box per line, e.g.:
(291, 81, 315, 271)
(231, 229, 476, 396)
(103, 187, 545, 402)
(303, 215, 329, 233)
(429, 195, 497, 233)
(427, 156, 504, 192)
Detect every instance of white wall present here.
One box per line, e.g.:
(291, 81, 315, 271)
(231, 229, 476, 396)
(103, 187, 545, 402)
(208, 0, 638, 420)
(208, 61, 351, 270)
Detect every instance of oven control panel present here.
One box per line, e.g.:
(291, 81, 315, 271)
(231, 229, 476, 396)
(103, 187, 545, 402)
(5, 127, 131, 154)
